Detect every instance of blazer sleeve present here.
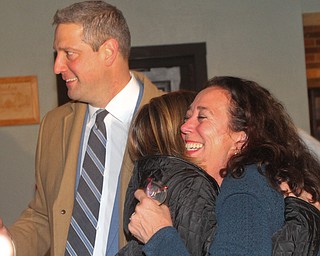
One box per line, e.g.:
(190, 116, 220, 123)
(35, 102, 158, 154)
(9, 114, 51, 256)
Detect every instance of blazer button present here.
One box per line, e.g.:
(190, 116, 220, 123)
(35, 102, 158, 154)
(61, 209, 66, 215)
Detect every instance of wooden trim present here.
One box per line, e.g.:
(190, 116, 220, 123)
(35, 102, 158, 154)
(308, 88, 320, 139)
(303, 13, 320, 26)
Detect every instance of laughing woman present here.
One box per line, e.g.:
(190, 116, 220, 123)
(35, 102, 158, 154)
(129, 76, 320, 256)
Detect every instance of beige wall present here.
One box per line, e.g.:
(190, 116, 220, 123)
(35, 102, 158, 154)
(1, 0, 320, 225)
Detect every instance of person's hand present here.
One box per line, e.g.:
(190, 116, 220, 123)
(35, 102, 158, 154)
(128, 189, 173, 244)
(0, 218, 15, 256)
(280, 182, 320, 211)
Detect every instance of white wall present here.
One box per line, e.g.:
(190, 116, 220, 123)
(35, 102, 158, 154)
(0, 0, 317, 225)
(301, 0, 320, 13)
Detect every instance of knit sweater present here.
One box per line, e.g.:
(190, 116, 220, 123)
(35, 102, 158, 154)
(209, 164, 284, 255)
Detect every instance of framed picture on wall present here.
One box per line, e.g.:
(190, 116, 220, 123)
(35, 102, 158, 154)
(129, 42, 208, 93)
(0, 76, 40, 126)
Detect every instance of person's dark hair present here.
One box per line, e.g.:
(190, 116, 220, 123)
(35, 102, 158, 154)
(128, 90, 196, 162)
(206, 76, 320, 202)
(53, 0, 131, 59)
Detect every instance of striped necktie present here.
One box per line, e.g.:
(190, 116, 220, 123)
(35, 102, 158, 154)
(65, 109, 108, 256)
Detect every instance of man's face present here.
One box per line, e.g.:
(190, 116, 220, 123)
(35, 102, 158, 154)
(53, 23, 106, 106)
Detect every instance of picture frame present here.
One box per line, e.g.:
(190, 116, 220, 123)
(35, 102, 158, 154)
(0, 76, 40, 126)
(129, 42, 208, 93)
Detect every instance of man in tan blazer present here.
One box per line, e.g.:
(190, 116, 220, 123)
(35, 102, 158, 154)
(0, 1, 164, 255)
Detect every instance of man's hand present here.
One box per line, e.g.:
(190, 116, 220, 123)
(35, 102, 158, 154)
(0, 218, 15, 256)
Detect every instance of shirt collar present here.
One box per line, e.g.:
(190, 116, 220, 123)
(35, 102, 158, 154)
(88, 73, 140, 124)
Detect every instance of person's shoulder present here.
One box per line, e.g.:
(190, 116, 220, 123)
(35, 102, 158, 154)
(221, 164, 272, 194)
(223, 164, 262, 182)
(43, 101, 86, 122)
(220, 164, 283, 208)
(137, 155, 204, 180)
(138, 155, 219, 195)
(132, 71, 165, 97)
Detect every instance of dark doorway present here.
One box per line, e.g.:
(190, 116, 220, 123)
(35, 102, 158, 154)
(129, 42, 207, 92)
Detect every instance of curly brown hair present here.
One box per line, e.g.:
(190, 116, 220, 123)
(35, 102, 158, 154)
(206, 76, 320, 203)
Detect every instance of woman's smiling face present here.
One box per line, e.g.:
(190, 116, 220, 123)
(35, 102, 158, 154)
(181, 86, 245, 184)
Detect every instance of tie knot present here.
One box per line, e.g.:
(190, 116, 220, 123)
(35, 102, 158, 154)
(95, 109, 108, 124)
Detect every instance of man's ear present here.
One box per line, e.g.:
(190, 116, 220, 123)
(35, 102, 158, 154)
(100, 38, 119, 66)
